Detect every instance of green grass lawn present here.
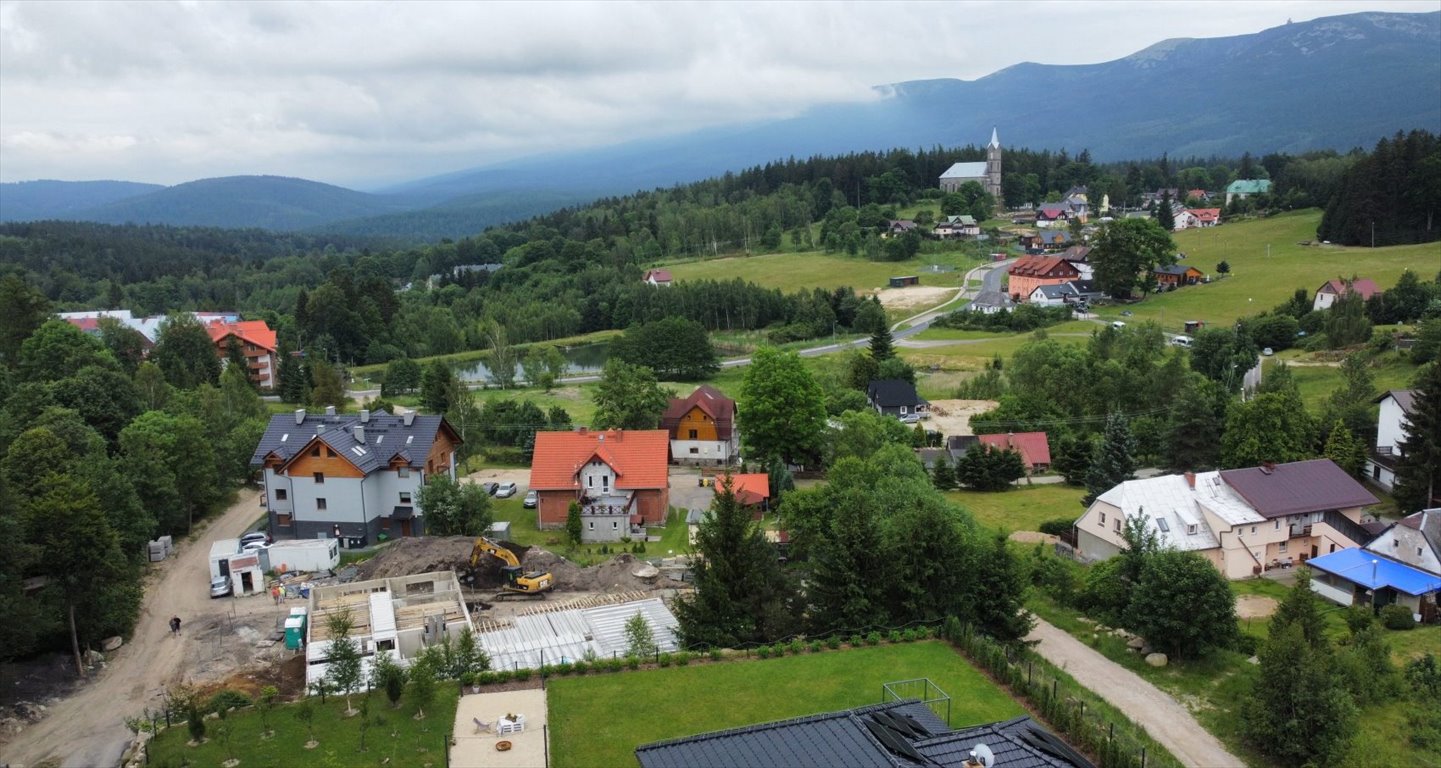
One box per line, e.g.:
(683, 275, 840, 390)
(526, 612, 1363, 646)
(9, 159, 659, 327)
(147, 688, 460, 768)
(1091, 209, 1440, 331)
(547, 641, 1025, 768)
(662, 250, 971, 292)
(1273, 349, 1421, 411)
(948, 485, 1086, 534)
(489, 499, 691, 566)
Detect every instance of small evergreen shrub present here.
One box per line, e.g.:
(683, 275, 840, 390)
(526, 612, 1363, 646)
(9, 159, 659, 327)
(809, 640, 823, 653)
(888, 630, 903, 644)
(826, 636, 841, 650)
(1380, 604, 1416, 630)
(866, 632, 882, 646)
(708, 649, 723, 662)
(571, 661, 589, 675)
(658, 654, 673, 668)
(627, 655, 641, 670)
(788, 639, 804, 655)
(848, 634, 863, 647)
(756, 645, 772, 659)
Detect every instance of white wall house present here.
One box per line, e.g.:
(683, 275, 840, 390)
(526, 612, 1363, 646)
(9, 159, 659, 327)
(1366, 390, 1414, 491)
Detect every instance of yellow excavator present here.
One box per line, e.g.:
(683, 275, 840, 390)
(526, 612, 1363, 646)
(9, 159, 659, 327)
(465, 537, 554, 599)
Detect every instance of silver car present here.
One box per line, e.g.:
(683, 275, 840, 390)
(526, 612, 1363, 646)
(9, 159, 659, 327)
(495, 482, 518, 498)
(210, 576, 232, 598)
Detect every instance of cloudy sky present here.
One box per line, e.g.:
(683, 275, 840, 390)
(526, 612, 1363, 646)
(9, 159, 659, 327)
(1, 0, 1436, 189)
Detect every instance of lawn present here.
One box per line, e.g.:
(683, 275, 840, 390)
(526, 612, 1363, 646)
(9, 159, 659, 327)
(662, 249, 973, 293)
(489, 499, 691, 566)
(948, 485, 1086, 535)
(1091, 209, 1440, 332)
(910, 319, 1097, 342)
(547, 640, 1025, 768)
(147, 687, 460, 768)
(1271, 349, 1421, 411)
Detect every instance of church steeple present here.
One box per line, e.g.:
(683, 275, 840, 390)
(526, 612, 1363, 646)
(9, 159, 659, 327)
(988, 127, 1000, 149)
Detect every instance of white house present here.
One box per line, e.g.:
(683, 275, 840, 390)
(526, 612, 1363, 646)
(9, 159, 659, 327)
(1313, 278, 1379, 311)
(1308, 509, 1441, 621)
(1366, 389, 1415, 491)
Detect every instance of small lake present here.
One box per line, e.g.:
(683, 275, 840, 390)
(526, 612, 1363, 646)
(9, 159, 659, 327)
(455, 341, 610, 383)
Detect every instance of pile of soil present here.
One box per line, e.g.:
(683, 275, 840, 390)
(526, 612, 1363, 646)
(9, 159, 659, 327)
(352, 536, 679, 594)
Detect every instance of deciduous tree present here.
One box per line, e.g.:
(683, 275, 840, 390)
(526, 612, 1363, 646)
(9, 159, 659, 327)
(738, 347, 826, 466)
(415, 475, 493, 536)
(592, 359, 672, 430)
(151, 314, 221, 389)
(1126, 550, 1238, 659)
(1088, 218, 1177, 299)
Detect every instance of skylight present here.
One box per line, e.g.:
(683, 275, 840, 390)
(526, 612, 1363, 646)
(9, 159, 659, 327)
(1155, 517, 1170, 533)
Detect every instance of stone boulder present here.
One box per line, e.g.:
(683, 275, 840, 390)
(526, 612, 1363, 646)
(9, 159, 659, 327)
(102, 636, 124, 651)
(1145, 652, 1169, 667)
(632, 563, 659, 581)
(1126, 636, 1146, 651)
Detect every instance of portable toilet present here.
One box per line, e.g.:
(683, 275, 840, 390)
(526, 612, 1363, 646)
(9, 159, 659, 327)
(284, 617, 305, 650)
(289, 606, 308, 636)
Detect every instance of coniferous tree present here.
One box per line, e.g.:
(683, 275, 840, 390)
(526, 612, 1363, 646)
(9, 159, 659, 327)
(1323, 420, 1367, 478)
(806, 489, 888, 634)
(1084, 412, 1137, 504)
(419, 360, 456, 413)
(674, 477, 795, 647)
(869, 324, 895, 362)
(1394, 361, 1441, 512)
(277, 340, 306, 403)
(1155, 189, 1176, 231)
(931, 450, 956, 490)
(1242, 621, 1357, 765)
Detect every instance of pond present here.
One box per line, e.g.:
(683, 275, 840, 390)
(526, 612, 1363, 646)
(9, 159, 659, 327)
(454, 341, 611, 384)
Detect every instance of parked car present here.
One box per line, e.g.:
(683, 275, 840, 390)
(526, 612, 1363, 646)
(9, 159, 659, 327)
(495, 482, 518, 499)
(1262, 347, 1274, 356)
(523, 490, 539, 509)
(1111, 321, 1127, 329)
(210, 576, 232, 599)
(240, 531, 270, 547)
(1170, 335, 1193, 348)
(241, 540, 270, 554)
(480, 481, 500, 496)
(900, 413, 921, 424)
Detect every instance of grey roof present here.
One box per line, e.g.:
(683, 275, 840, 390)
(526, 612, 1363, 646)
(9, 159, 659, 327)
(1033, 284, 1072, 299)
(1219, 459, 1379, 519)
(868, 379, 927, 409)
(636, 702, 1091, 768)
(970, 290, 1014, 308)
(1375, 389, 1416, 414)
(1068, 280, 1102, 295)
(249, 410, 453, 473)
(1154, 264, 1198, 276)
(940, 161, 987, 180)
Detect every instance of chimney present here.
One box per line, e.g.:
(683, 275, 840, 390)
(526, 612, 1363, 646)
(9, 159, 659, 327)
(1260, 461, 1276, 474)
(294, 408, 306, 425)
(360, 409, 370, 423)
(1184, 471, 1196, 489)
(402, 411, 415, 427)
(578, 426, 588, 435)
(354, 425, 365, 444)
(325, 405, 336, 416)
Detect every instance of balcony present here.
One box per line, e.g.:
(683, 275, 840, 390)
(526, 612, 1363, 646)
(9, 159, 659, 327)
(1289, 523, 1312, 539)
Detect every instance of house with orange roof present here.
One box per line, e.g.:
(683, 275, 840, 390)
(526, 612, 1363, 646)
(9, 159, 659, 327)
(661, 385, 739, 466)
(529, 428, 671, 542)
(1185, 208, 1221, 228)
(728, 473, 771, 519)
(207, 319, 278, 390)
(978, 432, 1052, 473)
(1007, 256, 1080, 302)
(644, 269, 673, 287)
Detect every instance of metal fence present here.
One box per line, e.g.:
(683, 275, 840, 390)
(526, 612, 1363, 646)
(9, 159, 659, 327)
(882, 677, 952, 727)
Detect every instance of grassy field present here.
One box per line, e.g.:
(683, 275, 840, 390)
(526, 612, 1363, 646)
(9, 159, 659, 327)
(547, 640, 1025, 768)
(1091, 209, 1440, 331)
(1269, 349, 1421, 411)
(488, 498, 691, 566)
(147, 687, 460, 768)
(662, 249, 975, 292)
(1029, 580, 1441, 768)
(948, 484, 1086, 534)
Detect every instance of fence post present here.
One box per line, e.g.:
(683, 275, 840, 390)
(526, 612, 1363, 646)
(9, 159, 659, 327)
(1141, 746, 1147, 768)
(1051, 678, 1058, 702)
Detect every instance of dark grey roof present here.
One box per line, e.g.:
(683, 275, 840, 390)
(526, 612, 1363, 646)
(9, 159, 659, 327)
(868, 380, 927, 408)
(1033, 284, 1071, 299)
(1219, 458, 1379, 519)
(947, 435, 980, 454)
(971, 290, 1013, 308)
(1374, 389, 1416, 414)
(636, 702, 1091, 768)
(1067, 280, 1103, 296)
(249, 410, 453, 473)
(1153, 264, 1198, 276)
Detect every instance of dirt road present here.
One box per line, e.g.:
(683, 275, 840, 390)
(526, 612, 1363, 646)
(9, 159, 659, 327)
(0, 489, 280, 768)
(1026, 618, 1246, 768)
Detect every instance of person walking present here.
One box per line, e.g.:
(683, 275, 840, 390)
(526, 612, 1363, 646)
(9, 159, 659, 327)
(169, 616, 181, 636)
(270, 585, 281, 605)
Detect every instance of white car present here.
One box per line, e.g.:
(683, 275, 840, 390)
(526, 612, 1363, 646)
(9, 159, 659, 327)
(495, 482, 518, 499)
(241, 540, 270, 554)
(240, 531, 270, 547)
(1111, 321, 1127, 329)
(900, 413, 922, 424)
(210, 576, 232, 598)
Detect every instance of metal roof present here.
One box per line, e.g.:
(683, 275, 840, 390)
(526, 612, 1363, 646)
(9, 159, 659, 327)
(1094, 474, 1224, 551)
(250, 410, 451, 472)
(867, 380, 927, 409)
(476, 597, 679, 670)
(1219, 459, 1378, 519)
(939, 161, 988, 180)
(1308, 548, 1441, 596)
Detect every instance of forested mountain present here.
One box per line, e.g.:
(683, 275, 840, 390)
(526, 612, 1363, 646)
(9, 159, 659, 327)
(1, 11, 1435, 241)
(0, 180, 164, 221)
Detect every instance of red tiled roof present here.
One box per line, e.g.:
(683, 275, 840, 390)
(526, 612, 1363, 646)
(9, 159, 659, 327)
(1219, 458, 1378, 519)
(65, 317, 101, 333)
(727, 473, 770, 506)
(978, 432, 1052, 468)
(645, 269, 673, 283)
(1008, 256, 1079, 279)
(1318, 278, 1379, 300)
(206, 320, 277, 352)
(529, 429, 670, 491)
(1187, 208, 1221, 223)
(661, 385, 737, 440)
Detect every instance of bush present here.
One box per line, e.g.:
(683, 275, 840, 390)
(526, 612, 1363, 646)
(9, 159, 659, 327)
(809, 640, 823, 653)
(888, 630, 903, 644)
(1380, 604, 1416, 630)
(513, 668, 533, 681)
(756, 645, 772, 659)
(606, 658, 625, 673)
(657, 654, 673, 668)
(1232, 632, 1259, 656)
(848, 634, 863, 647)
(866, 632, 882, 646)
(206, 689, 252, 714)
(1038, 518, 1077, 536)
(826, 636, 841, 650)
(675, 652, 691, 666)
(788, 639, 805, 655)
(708, 649, 723, 662)
(571, 661, 589, 675)
(626, 655, 641, 670)
(1344, 605, 1375, 634)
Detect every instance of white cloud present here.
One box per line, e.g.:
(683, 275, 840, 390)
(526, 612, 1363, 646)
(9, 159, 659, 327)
(1, 0, 1436, 187)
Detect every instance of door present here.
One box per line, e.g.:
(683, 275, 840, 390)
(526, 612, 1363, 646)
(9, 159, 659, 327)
(400, 519, 412, 537)
(240, 571, 254, 594)
(1311, 545, 1318, 558)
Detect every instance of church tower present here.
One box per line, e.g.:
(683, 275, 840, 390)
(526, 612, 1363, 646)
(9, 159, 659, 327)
(984, 127, 1003, 202)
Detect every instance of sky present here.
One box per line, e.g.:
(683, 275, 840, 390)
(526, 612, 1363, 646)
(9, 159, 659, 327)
(2, 0, 1438, 190)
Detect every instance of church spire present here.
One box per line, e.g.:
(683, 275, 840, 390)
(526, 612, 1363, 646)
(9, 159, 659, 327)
(988, 127, 1000, 149)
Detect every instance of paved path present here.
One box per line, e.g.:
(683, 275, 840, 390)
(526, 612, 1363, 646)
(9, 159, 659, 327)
(1025, 618, 1246, 768)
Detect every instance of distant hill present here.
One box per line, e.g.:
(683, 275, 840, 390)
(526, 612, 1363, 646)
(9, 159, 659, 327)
(3, 10, 1436, 240)
(0, 179, 164, 221)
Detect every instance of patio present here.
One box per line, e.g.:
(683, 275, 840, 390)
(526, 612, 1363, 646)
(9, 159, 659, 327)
(450, 687, 549, 768)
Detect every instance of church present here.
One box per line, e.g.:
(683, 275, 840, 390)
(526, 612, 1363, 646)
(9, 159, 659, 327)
(938, 128, 1002, 201)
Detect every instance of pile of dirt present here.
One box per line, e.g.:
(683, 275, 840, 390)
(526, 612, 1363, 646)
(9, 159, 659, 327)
(352, 536, 679, 594)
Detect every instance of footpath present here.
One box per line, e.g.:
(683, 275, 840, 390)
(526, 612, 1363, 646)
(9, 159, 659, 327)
(1025, 618, 1247, 768)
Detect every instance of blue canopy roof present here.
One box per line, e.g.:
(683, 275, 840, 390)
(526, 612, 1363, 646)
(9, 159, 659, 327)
(1308, 548, 1441, 596)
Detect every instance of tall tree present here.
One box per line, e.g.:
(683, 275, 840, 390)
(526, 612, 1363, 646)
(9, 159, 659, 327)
(0, 275, 51, 370)
(277, 341, 307, 404)
(1126, 550, 1238, 659)
(1088, 218, 1177, 299)
(610, 317, 720, 380)
(963, 533, 1035, 643)
(17, 320, 116, 384)
(96, 318, 147, 375)
(323, 610, 363, 715)
(1155, 189, 1176, 231)
(738, 347, 826, 466)
(415, 475, 493, 536)
(1164, 378, 1226, 470)
(419, 359, 456, 413)
(308, 359, 347, 409)
(1394, 360, 1441, 512)
(806, 488, 888, 634)
(1323, 420, 1367, 478)
(1242, 622, 1357, 765)
(1221, 389, 1316, 469)
(381, 357, 422, 396)
(1084, 412, 1137, 504)
(674, 478, 795, 647)
(591, 359, 672, 430)
(483, 321, 518, 389)
(869, 323, 895, 362)
(150, 314, 221, 389)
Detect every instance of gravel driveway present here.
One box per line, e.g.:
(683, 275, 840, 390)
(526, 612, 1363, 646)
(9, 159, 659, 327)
(1026, 618, 1247, 768)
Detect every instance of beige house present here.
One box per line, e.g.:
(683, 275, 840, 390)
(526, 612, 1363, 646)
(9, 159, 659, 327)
(1075, 459, 1379, 580)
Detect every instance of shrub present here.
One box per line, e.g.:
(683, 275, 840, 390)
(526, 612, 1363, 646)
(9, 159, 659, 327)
(1344, 605, 1375, 634)
(1038, 518, 1077, 536)
(866, 632, 882, 646)
(809, 640, 823, 653)
(626, 655, 641, 670)
(901, 628, 919, 642)
(942, 616, 964, 642)
(826, 636, 841, 650)
(1232, 632, 1259, 656)
(888, 630, 903, 644)
(848, 634, 863, 647)
(657, 654, 673, 668)
(206, 689, 251, 714)
(675, 652, 691, 666)
(1380, 604, 1416, 630)
(708, 649, 723, 662)
(756, 645, 772, 659)
(788, 639, 805, 655)
(571, 661, 589, 675)
(513, 668, 533, 681)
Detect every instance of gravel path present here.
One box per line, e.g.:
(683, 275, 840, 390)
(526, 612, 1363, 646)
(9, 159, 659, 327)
(1025, 618, 1247, 768)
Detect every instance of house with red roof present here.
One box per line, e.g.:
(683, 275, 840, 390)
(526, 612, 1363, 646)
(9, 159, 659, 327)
(1185, 208, 1221, 228)
(529, 428, 671, 542)
(728, 473, 770, 519)
(661, 385, 738, 466)
(1313, 278, 1380, 311)
(978, 432, 1051, 473)
(1007, 256, 1080, 302)
(207, 320, 278, 390)
(644, 269, 673, 287)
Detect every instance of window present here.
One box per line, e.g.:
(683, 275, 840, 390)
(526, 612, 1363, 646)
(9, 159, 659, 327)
(276, 513, 292, 526)
(1278, 541, 1288, 553)
(587, 521, 594, 530)
(398, 467, 410, 479)
(399, 492, 412, 504)
(310, 446, 321, 457)
(613, 521, 619, 530)
(900, 406, 908, 414)
(1187, 524, 1198, 535)
(1114, 518, 1121, 532)
(688, 429, 698, 439)
(1250, 526, 1256, 535)
(1373, 465, 1381, 480)
(380, 516, 390, 530)
(587, 475, 593, 488)
(1420, 547, 1426, 557)
(314, 472, 325, 484)
(1274, 520, 1280, 530)
(316, 498, 327, 511)
(1099, 512, 1106, 525)
(275, 489, 288, 501)
(1155, 518, 1170, 533)
(689, 447, 699, 455)
(602, 475, 609, 491)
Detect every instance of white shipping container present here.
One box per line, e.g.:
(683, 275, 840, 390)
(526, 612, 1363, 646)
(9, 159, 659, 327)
(264, 539, 340, 574)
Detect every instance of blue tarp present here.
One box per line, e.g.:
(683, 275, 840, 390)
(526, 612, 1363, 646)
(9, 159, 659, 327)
(1308, 548, 1441, 596)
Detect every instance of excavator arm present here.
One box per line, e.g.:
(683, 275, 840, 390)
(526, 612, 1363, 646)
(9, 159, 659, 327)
(469, 537, 521, 569)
